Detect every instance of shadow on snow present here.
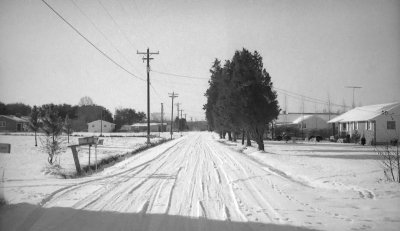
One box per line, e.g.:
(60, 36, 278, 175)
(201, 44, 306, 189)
(1, 203, 320, 231)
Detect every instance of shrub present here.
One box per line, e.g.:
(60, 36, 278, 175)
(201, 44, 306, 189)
(351, 130, 361, 143)
(376, 143, 399, 183)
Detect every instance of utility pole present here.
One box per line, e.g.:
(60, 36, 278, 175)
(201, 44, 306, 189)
(100, 109, 103, 137)
(345, 86, 362, 109)
(180, 109, 183, 135)
(301, 96, 305, 140)
(284, 93, 287, 132)
(169, 92, 178, 139)
(137, 48, 159, 144)
(327, 92, 331, 120)
(161, 103, 164, 132)
(184, 113, 187, 131)
(175, 103, 181, 132)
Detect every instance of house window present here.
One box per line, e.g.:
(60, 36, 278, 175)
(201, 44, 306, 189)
(355, 122, 359, 130)
(387, 121, 396, 130)
(342, 123, 347, 131)
(367, 121, 373, 130)
(0, 121, 5, 127)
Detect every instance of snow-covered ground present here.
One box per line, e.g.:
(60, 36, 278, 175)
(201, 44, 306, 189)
(1, 132, 399, 231)
(0, 132, 180, 203)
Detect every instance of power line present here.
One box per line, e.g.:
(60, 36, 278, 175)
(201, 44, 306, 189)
(151, 69, 350, 110)
(152, 68, 354, 112)
(40, 0, 144, 81)
(273, 87, 328, 104)
(152, 70, 209, 80)
(69, 0, 140, 74)
(96, 0, 138, 56)
(150, 83, 164, 102)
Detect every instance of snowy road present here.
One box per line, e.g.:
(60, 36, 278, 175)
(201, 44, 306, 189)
(1, 132, 398, 230)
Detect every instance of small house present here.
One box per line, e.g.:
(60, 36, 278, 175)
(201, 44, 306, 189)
(274, 113, 335, 138)
(292, 115, 330, 130)
(87, 120, 115, 133)
(0, 115, 29, 132)
(328, 102, 400, 145)
(131, 123, 167, 133)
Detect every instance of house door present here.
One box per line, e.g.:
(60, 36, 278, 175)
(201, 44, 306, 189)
(17, 123, 22, 132)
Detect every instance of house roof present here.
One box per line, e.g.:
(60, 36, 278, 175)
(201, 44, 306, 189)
(131, 123, 167, 127)
(87, 120, 115, 125)
(0, 115, 29, 123)
(292, 115, 314, 124)
(328, 102, 400, 123)
(276, 113, 335, 125)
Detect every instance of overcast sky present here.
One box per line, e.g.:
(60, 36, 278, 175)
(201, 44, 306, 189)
(1, 0, 399, 120)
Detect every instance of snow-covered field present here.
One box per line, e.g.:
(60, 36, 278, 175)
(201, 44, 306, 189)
(1, 132, 399, 231)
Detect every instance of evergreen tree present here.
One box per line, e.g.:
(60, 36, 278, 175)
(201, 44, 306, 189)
(5, 103, 31, 116)
(203, 49, 280, 150)
(204, 59, 224, 135)
(0, 102, 7, 115)
(114, 108, 146, 130)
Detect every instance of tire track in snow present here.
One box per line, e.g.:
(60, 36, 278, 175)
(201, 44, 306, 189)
(205, 142, 248, 222)
(216, 143, 282, 222)
(72, 164, 151, 209)
(41, 138, 186, 207)
(164, 167, 183, 214)
(212, 135, 357, 226)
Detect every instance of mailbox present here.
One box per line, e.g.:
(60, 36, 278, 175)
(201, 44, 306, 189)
(78, 136, 98, 145)
(0, 143, 11, 153)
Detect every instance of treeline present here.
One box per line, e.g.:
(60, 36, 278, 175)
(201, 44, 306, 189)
(0, 102, 31, 116)
(0, 96, 146, 132)
(203, 48, 280, 151)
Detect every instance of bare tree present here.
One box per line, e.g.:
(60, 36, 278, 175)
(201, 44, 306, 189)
(39, 104, 65, 165)
(29, 105, 40, 147)
(376, 142, 399, 183)
(64, 114, 72, 143)
(78, 96, 94, 106)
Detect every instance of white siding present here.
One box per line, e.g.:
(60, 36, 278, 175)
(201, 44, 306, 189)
(375, 106, 400, 143)
(88, 120, 115, 133)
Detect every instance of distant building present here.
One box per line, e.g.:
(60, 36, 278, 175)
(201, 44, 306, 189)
(275, 113, 338, 127)
(274, 113, 338, 138)
(292, 115, 330, 130)
(87, 120, 115, 133)
(328, 102, 400, 145)
(130, 123, 167, 133)
(119, 124, 132, 132)
(0, 115, 29, 132)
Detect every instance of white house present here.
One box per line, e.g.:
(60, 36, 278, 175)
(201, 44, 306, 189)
(328, 102, 400, 145)
(292, 115, 330, 130)
(275, 113, 338, 127)
(87, 120, 115, 133)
